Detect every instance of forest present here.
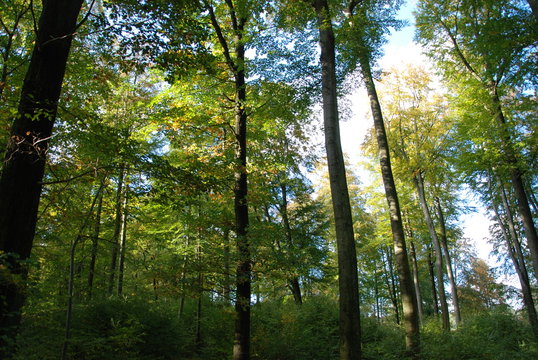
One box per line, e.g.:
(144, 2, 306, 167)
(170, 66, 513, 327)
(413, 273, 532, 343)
(0, 0, 537, 359)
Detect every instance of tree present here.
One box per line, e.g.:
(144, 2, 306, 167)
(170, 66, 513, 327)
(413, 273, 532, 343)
(342, 1, 420, 356)
(0, 0, 84, 353)
(310, 1, 362, 358)
(416, 0, 538, 284)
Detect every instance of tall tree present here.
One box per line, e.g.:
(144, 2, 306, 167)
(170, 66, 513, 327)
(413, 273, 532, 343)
(416, 0, 538, 283)
(0, 0, 84, 352)
(201, 1, 252, 358)
(311, 0, 362, 358)
(343, 1, 420, 356)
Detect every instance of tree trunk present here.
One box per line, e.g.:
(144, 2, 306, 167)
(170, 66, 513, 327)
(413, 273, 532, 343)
(280, 183, 302, 305)
(0, 0, 83, 353)
(490, 86, 538, 284)
(409, 240, 424, 324)
(382, 247, 401, 325)
(426, 247, 439, 316)
(205, 1, 251, 357)
(312, 1, 361, 358)
(374, 259, 380, 322)
(414, 172, 450, 330)
(222, 228, 231, 302)
(355, 30, 420, 357)
(87, 183, 104, 300)
(435, 198, 461, 327)
(61, 181, 105, 360)
(494, 177, 538, 339)
(108, 165, 125, 296)
(117, 187, 129, 296)
(231, 25, 251, 360)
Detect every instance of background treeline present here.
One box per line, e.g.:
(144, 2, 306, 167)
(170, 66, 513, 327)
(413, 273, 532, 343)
(0, 0, 537, 359)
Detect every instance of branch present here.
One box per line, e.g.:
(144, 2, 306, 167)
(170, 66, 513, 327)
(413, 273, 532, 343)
(75, 0, 97, 31)
(203, 0, 237, 74)
(40, 166, 111, 185)
(437, 16, 482, 83)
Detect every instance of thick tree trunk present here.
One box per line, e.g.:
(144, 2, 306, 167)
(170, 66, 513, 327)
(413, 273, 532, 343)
(435, 198, 461, 327)
(108, 165, 125, 296)
(0, 0, 83, 353)
(414, 172, 450, 330)
(313, 1, 361, 358)
(355, 32, 420, 357)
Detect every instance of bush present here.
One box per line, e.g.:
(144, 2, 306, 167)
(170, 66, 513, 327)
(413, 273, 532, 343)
(421, 309, 538, 360)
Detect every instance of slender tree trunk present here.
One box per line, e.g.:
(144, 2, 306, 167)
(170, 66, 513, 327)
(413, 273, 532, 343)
(435, 198, 461, 327)
(426, 247, 439, 316)
(490, 86, 538, 284)
(355, 30, 420, 357)
(222, 228, 231, 302)
(409, 240, 424, 324)
(88, 183, 104, 300)
(374, 259, 380, 323)
(494, 177, 538, 339)
(108, 164, 125, 296)
(204, 2, 251, 357)
(414, 172, 449, 330)
(280, 183, 302, 305)
(117, 188, 128, 296)
(0, 1, 83, 353)
(313, 1, 361, 358)
(195, 233, 203, 352)
(61, 181, 105, 360)
(382, 247, 401, 325)
(527, 185, 538, 215)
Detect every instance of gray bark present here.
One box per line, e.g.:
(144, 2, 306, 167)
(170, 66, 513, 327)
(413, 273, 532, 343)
(313, 1, 361, 358)
(435, 198, 461, 327)
(414, 172, 450, 330)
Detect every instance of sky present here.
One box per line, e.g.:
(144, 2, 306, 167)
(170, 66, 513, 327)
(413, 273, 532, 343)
(336, 0, 498, 267)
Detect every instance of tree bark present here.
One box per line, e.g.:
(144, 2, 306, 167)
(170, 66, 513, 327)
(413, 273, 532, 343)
(409, 240, 424, 324)
(0, 0, 83, 353)
(280, 183, 302, 305)
(414, 172, 450, 330)
(108, 164, 125, 296)
(382, 247, 401, 325)
(117, 186, 129, 296)
(61, 180, 105, 360)
(490, 85, 538, 285)
(435, 198, 461, 327)
(87, 183, 104, 300)
(426, 247, 439, 316)
(312, 1, 361, 358)
(355, 29, 420, 357)
(493, 177, 538, 339)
